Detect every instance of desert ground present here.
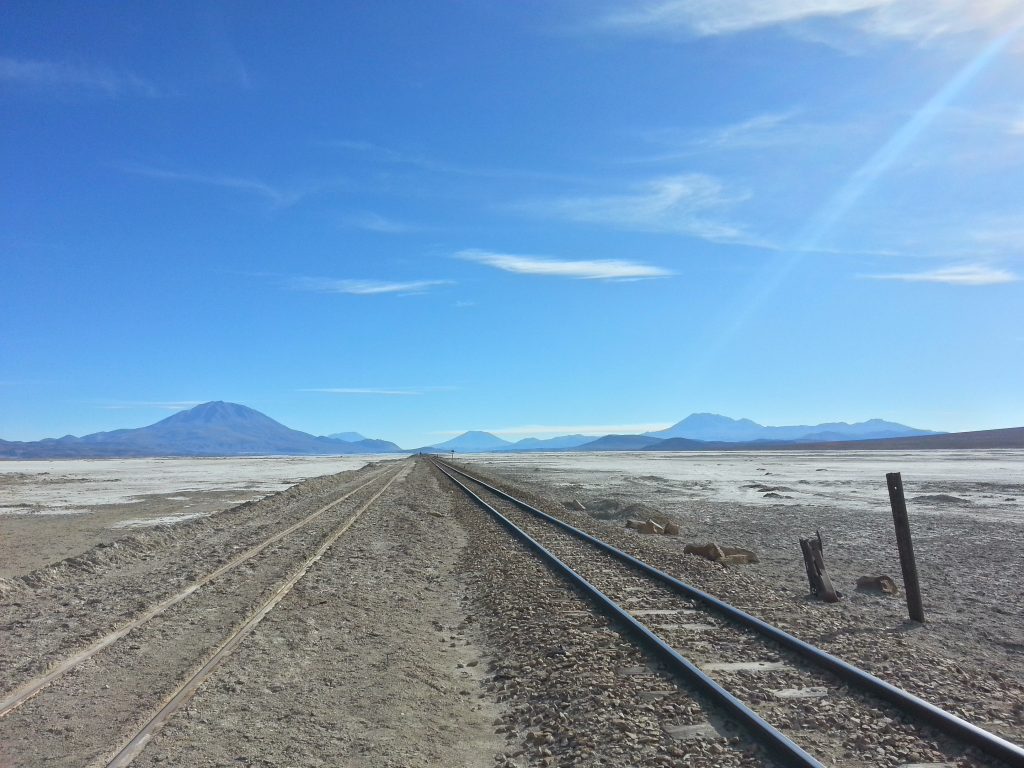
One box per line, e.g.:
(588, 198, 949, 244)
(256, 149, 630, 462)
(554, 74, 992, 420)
(0, 451, 1021, 766)
(0, 456, 391, 576)
(469, 450, 1024, 684)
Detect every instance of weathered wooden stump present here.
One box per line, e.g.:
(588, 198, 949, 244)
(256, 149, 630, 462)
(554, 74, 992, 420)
(799, 530, 840, 602)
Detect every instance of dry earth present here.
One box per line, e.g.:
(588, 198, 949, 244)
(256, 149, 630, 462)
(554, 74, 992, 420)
(0, 454, 1021, 767)
(462, 453, 1024, 748)
(0, 457, 376, 577)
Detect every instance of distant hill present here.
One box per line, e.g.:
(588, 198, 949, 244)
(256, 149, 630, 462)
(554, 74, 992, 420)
(645, 426, 1024, 452)
(498, 434, 593, 451)
(339, 437, 403, 453)
(327, 431, 367, 442)
(0, 401, 402, 458)
(646, 413, 939, 443)
(427, 431, 512, 452)
(781, 426, 1024, 451)
(576, 434, 665, 451)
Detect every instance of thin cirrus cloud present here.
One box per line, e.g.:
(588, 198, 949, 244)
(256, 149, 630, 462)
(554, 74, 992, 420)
(326, 139, 589, 184)
(667, 110, 803, 151)
(299, 388, 423, 396)
(864, 263, 1019, 285)
(513, 174, 759, 246)
(290, 277, 454, 296)
(0, 56, 159, 96)
(96, 400, 205, 411)
(456, 249, 672, 281)
(121, 164, 324, 207)
(340, 211, 420, 234)
(594, 0, 1024, 43)
(628, 110, 847, 161)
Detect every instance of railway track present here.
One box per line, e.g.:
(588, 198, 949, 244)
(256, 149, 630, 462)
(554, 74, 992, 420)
(434, 458, 1024, 768)
(0, 462, 406, 767)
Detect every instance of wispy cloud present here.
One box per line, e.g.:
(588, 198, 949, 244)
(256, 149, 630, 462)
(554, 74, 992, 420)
(290, 277, 453, 296)
(341, 211, 420, 233)
(629, 110, 853, 162)
(299, 388, 423, 396)
(457, 249, 671, 281)
(595, 1, 1024, 43)
(326, 139, 588, 184)
(514, 174, 757, 245)
(0, 57, 159, 97)
(864, 263, 1019, 285)
(968, 221, 1024, 252)
(96, 400, 204, 411)
(435, 422, 673, 437)
(684, 110, 802, 149)
(121, 164, 325, 207)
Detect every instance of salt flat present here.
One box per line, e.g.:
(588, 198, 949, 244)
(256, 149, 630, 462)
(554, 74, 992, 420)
(0, 456, 398, 575)
(471, 449, 1023, 522)
(0, 456, 381, 513)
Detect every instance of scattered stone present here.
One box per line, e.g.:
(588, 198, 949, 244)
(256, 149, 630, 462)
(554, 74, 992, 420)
(684, 542, 726, 561)
(618, 665, 655, 677)
(855, 575, 899, 596)
(626, 519, 664, 534)
(662, 521, 680, 536)
(682, 543, 758, 564)
(703, 661, 788, 673)
(773, 687, 828, 700)
(720, 547, 758, 565)
(662, 722, 722, 741)
(638, 690, 677, 701)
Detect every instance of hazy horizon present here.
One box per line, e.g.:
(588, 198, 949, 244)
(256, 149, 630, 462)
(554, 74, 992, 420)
(0, 399, 992, 450)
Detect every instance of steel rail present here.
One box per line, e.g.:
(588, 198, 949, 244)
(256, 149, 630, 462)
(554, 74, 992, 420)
(104, 463, 407, 768)
(0, 463, 397, 720)
(437, 459, 1024, 768)
(434, 461, 826, 768)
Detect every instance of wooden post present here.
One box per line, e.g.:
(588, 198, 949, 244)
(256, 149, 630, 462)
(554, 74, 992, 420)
(799, 530, 840, 603)
(886, 472, 925, 622)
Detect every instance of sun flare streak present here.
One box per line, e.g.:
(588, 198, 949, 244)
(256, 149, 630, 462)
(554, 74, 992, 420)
(705, 16, 1024, 364)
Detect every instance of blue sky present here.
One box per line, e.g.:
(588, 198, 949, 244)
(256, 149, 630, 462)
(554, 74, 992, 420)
(2, 1, 1023, 448)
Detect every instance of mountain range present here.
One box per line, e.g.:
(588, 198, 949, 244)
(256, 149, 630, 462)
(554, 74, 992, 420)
(0, 401, 401, 458)
(643, 413, 939, 443)
(421, 431, 595, 453)
(429, 414, 940, 453)
(2, 402, 1018, 459)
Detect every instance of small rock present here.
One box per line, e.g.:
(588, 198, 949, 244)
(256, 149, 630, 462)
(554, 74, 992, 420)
(856, 575, 899, 596)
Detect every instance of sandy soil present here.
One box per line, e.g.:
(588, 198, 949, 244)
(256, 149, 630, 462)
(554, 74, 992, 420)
(133, 460, 502, 768)
(0, 457, 388, 576)
(0, 459, 503, 767)
(1, 452, 1020, 767)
